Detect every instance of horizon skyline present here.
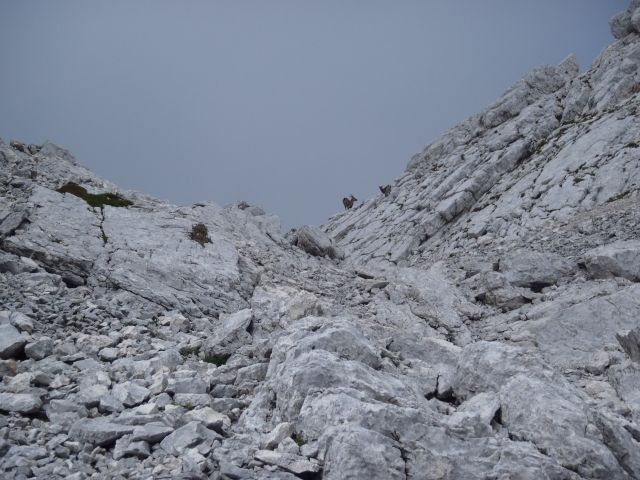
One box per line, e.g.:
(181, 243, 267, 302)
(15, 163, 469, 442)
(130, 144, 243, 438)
(0, 0, 628, 228)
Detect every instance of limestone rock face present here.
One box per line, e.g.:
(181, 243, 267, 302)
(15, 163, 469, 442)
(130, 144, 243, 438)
(610, 0, 640, 39)
(1, 3, 640, 479)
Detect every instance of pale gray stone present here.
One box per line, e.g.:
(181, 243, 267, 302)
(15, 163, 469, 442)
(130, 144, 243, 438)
(254, 449, 322, 476)
(596, 411, 640, 478)
(98, 347, 119, 362)
(167, 377, 208, 394)
(0, 393, 42, 414)
(24, 337, 54, 360)
(182, 407, 231, 432)
(318, 426, 403, 480)
(45, 399, 88, 426)
(498, 249, 575, 289)
(204, 308, 253, 358)
(9, 312, 35, 333)
(98, 394, 124, 414)
(111, 381, 150, 407)
(611, 11, 633, 39)
(261, 422, 295, 450)
(174, 393, 212, 409)
(291, 225, 344, 260)
(113, 436, 150, 460)
(68, 418, 135, 446)
(0, 323, 27, 359)
(583, 240, 640, 282)
(131, 423, 174, 443)
(159, 421, 219, 456)
(617, 328, 640, 362)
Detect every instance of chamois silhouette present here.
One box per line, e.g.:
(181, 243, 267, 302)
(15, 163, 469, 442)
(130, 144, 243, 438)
(379, 185, 392, 197)
(342, 195, 357, 210)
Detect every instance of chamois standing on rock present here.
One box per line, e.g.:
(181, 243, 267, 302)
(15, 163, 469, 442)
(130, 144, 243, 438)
(342, 195, 357, 210)
(379, 185, 392, 197)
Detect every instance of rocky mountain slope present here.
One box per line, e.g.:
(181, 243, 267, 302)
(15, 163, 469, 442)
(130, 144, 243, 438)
(1, 3, 640, 479)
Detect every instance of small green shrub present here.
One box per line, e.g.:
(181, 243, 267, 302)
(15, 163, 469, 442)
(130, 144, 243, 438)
(292, 432, 306, 447)
(203, 353, 230, 366)
(180, 344, 201, 357)
(57, 182, 132, 208)
(189, 222, 211, 247)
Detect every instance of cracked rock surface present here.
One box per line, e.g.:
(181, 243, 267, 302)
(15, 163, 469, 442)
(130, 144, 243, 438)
(1, 3, 640, 479)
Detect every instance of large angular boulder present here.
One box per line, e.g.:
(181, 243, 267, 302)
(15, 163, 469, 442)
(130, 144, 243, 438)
(204, 308, 253, 358)
(159, 421, 219, 456)
(291, 225, 344, 260)
(583, 240, 640, 282)
(498, 249, 575, 289)
(69, 418, 135, 446)
(610, 0, 640, 39)
(0, 322, 27, 359)
(24, 337, 54, 360)
(617, 328, 640, 362)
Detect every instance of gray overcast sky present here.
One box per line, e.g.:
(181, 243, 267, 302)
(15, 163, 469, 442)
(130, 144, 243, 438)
(0, 1, 628, 229)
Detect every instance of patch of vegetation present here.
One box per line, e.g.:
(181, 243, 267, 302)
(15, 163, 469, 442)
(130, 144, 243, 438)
(607, 191, 630, 203)
(203, 353, 230, 366)
(292, 432, 306, 447)
(57, 182, 132, 208)
(180, 344, 201, 357)
(626, 141, 639, 149)
(189, 222, 212, 247)
(184, 403, 195, 411)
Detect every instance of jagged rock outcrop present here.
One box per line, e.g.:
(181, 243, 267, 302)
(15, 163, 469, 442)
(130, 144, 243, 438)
(0, 3, 639, 479)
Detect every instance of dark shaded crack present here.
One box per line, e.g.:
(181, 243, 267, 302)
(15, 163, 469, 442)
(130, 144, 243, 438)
(425, 375, 459, 406)
(507, 430, 550, 458)
(491, 407, 503, 431)
(294, 470, 323, 480)
(391, 431, 410, 480)
(108, 281, 173, 312)
(97, 206, 108, 245)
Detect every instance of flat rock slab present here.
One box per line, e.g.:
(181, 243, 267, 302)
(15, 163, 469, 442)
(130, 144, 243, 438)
(131, 423, 174, 444)
(0, 393, 42, 414)
(255, 450, 322, 475)
(498, 249, 575, 289)
(69, 418, 135, 446)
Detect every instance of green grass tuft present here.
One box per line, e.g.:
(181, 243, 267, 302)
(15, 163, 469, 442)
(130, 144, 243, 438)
(189, 222, 212, 247)
(292, 432, 306, 447)
(57, 182, 133, 208)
